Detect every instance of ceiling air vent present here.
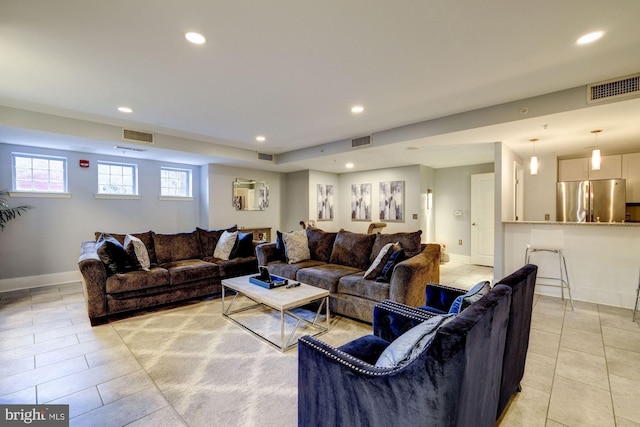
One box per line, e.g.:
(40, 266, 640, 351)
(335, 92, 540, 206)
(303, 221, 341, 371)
(122, 128, 154, 144)
(257, 152, 274, 162)
(587, 73, 640, 104)
(351, 135, 372, 148)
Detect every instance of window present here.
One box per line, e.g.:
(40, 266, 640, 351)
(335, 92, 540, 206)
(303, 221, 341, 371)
(12, 153, 67, 193)
(97, 161, 138, 195)
(161, 167, 192, 197)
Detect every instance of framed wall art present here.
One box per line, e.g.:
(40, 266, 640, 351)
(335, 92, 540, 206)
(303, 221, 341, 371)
(379, 180, 404, 221)
(317, 184, 334, 220)
(351, 183, 372, 221)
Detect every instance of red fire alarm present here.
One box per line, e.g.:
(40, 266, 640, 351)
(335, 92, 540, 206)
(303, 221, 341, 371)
(79, 159, 90, 168)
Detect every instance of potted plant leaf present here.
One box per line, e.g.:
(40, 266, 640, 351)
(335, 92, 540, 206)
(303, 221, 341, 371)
(0, 190, 33, 231)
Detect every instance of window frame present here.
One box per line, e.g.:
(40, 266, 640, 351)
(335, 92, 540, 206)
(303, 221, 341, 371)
(160, 166, 193, 199)
(96, 160, 139, 196)
(11, 152, 68, 194)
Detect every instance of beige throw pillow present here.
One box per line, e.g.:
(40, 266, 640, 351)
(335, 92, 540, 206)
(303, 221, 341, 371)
(283, 229, 311, 264)
(124, 234, 151, 271)
(214, 230, 238, 260)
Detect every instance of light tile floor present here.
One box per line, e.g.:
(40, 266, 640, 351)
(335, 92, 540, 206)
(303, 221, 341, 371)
(0, 262, 639, 426)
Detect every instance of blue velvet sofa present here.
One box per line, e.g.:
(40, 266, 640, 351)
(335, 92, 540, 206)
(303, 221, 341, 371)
(298, 285, 513, 427)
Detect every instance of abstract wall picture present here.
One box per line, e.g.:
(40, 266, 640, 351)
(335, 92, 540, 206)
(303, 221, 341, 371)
(379, 180, 404, 221)
(351, 183, 372, 221)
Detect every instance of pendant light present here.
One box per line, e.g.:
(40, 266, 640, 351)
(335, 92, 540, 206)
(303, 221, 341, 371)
(591, 129, 602, 171)
(529, 138, 539, 175)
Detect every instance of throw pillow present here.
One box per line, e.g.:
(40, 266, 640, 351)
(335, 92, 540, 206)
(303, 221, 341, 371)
(196, 225, 237, 257)
(306, 228, 337, 263)
(375, 248, 405, 282)
(214, 230, 238, 260)
(275, 230, 288, 261)
(375, 314, 456, 368)
(370, 230, 422, 262)
(282, 229, 311, 264)
(363, 242, 399, 280)
(96, 233, 132, 275)
(231, 231, 254, 258)
(124, 234, 151, 271)
(449, 280, 491, 314)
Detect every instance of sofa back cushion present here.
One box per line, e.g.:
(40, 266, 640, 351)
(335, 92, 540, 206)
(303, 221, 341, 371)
(154, 231, 202, 264)
(329, 230, 376, 271)
(370, 230, 422, 262)
(197, 225, 238, 257)
(306, 228, 337, 263)
(95, 230, 156, 265)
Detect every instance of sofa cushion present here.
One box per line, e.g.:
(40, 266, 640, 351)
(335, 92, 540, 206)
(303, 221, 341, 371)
(96, 233, 133, 275)
(449, 280, 491, 314)
(370, 230, 423, 262)
(124, 234, 151, 271)
(105, 267, 171, 293)
(206, 256, 258, 277)
(296, 264, 361, 293)
(274, 231, 288, 261)
(95, 230, 157, 265)
(154, 231, 202, 263)
(283, 229, 311, 264)
(161, 259, 220, 284)
(375, 314, 455, 368)
(197, 225, 237, 257)
(363, 242, 399, 280)
(306, 228, 337, 263)
(231, 231, 254, 258)
(214, 230, 238, 260)
(338, 273, 390, 302)
(265, 260, 325, 280)
(329, 230, 376, 271)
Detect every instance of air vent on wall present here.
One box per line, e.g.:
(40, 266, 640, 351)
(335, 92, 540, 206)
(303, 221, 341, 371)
(257, 152, 274, 162)
(587, 73, 640, 104)
(122, 128, 154, 144)
(351, 135, 372, 148)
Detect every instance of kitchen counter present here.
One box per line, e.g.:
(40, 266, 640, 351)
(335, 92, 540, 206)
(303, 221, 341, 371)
(503, 221, 640, 227)
(503, 221, 640, 309)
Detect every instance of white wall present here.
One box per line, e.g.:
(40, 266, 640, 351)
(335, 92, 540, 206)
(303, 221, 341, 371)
(206, 164, 284, 239)
(524, 153, 558, 221)
(0, 143, 201, 287)
(434, 163, 494, 258)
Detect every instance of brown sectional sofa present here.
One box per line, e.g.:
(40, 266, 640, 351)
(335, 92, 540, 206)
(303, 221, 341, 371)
(256, 228, 440, 323)
(78, 226, 258, 325)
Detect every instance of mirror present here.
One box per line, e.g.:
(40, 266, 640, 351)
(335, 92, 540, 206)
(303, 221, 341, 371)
(233, 178, 269, 211)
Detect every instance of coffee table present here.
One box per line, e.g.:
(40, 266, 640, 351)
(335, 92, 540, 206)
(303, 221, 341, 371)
(221, 274, 330, 352)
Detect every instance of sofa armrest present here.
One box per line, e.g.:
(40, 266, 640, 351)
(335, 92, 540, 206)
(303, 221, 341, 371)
(424, 283, 466, 313)
(389, 243, 440, 307)
(255, 242, 280, 266)
(77, 240, 108, 325)
(372, 300, 436, 342)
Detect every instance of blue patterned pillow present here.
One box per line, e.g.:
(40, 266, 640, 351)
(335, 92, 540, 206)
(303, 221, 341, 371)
(448, 280, 491, 314)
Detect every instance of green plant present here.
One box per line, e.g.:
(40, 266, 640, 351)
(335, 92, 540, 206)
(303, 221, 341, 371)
(0, 190, 33, 231)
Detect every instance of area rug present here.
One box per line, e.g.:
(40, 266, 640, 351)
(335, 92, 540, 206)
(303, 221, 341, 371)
(111, 296, 371, 427)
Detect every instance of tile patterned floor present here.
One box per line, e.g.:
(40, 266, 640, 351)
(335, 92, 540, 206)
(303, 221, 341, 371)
(0, 262, 639, 426)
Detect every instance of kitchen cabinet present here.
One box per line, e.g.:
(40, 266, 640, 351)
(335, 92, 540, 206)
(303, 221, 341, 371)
(622, 152, 640, 202)
(589, 154, 622, 180)
(558, 158, 589, 181)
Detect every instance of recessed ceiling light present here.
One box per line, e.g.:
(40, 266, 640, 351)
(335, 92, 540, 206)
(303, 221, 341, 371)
(351, 105, 364, 114)
(345, 162, 354, 169)
(117, 106, 133, 113)
(576, 31, 604, 45)
(256, 135, 266, 142)
(185, 32, 206, 45)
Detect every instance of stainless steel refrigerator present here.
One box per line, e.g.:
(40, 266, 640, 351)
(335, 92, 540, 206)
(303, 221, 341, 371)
(556, 179, 626, 222)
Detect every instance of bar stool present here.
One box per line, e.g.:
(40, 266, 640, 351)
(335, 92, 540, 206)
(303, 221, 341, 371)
(633, 269, 640, 323)
(525, 229, 574, 310)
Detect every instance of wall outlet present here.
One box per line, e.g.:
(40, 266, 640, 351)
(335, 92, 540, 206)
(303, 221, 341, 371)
(458, 239, 462, 245)
(545, 213, 550, 221)
(412, 213, 418, 219)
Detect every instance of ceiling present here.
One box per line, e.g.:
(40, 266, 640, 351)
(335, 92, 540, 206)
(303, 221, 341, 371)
(1, 0, 640, 173)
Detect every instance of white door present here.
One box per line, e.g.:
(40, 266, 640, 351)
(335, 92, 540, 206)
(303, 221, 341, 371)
(471, 173, 494, 266)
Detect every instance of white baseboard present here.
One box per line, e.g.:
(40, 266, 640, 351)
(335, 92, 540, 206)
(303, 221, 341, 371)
(445, 254, 472, 264)
(0, 271, 82, 293)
